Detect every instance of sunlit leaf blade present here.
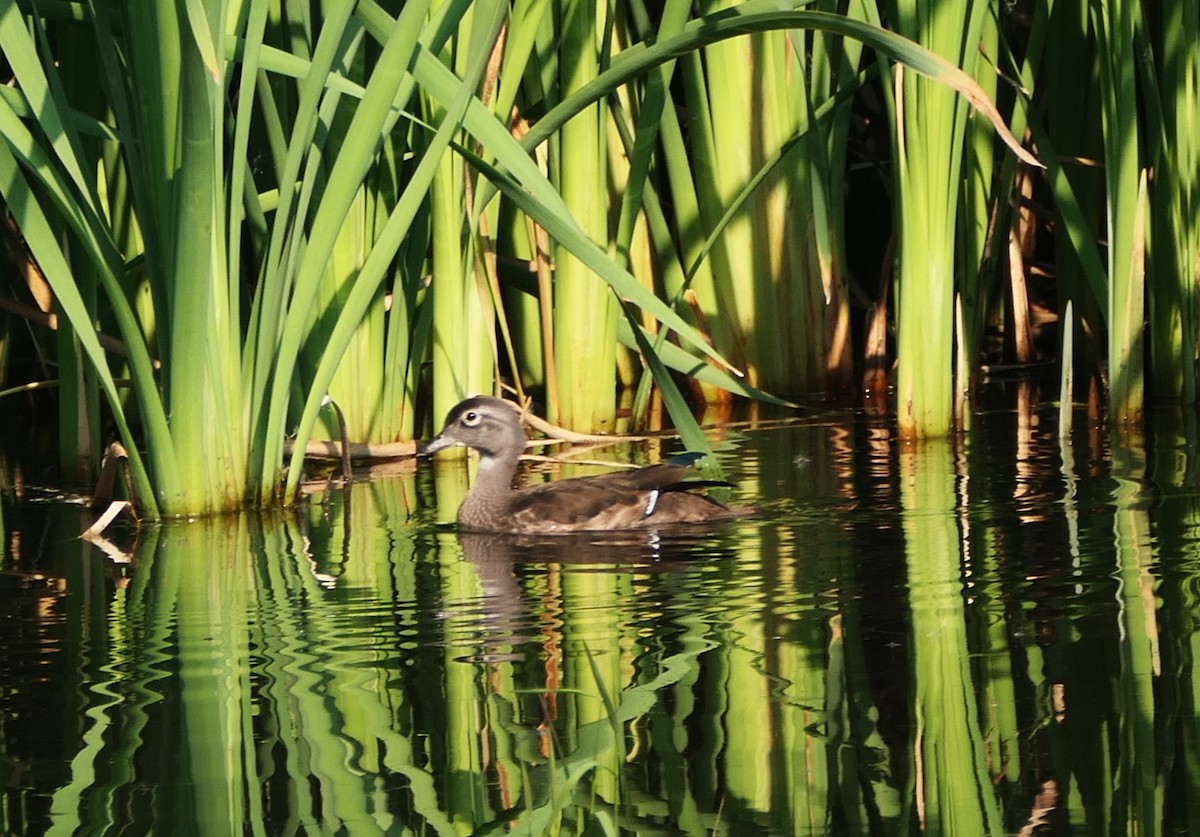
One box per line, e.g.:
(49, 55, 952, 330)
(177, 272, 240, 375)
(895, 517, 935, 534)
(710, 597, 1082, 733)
(507, 1, 1039, 174)
(0, 144, 160, 513)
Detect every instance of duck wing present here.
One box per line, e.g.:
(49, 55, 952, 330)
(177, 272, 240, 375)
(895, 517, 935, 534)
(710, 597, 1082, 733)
(505, 464, 732, 533)
(505, 473, 657, 532)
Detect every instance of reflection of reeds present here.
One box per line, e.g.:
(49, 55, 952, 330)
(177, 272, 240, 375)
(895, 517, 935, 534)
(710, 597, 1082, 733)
(1110, 443, 1162, 833)
(17, 406, 1200, 831)
(1150, 413, 1200, 835)
(902, 441, 1004, 833)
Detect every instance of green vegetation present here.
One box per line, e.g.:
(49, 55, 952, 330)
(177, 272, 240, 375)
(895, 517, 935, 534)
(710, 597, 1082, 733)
(0, 0, 1196, 515)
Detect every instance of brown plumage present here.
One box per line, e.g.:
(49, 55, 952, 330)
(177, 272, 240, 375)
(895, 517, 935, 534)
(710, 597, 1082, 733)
(422, 396, 748, 534)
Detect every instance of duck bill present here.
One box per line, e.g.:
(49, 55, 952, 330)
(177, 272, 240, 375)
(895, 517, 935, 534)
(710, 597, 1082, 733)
(421, 434, 461, 456)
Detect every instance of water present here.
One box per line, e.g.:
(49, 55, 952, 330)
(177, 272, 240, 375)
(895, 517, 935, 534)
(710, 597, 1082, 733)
(3, 402, 1200, 834)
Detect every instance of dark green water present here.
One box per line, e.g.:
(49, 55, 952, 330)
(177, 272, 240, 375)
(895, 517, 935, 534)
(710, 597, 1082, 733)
(3, 401, 1200, 835)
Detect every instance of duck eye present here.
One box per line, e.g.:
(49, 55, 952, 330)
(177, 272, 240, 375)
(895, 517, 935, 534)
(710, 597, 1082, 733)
(462, 411, 480, 426)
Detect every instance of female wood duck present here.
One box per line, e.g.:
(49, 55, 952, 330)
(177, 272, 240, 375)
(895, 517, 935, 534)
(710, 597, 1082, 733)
(423, 396, 747, 534)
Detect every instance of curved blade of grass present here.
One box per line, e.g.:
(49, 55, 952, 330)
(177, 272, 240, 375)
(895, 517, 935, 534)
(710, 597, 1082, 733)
(0, 146, 159, 514)
(0, 42, 177, 510)
(1023, 111, 1108, 313)
(257, 1, 431, 502)
(456, 139, 726, 466)
(0, 87, 113, 142)
(618, 302, 721, 477)
(242, 0, 362, 481)
(409, 58, 741, 377)
(342, 2, 745, 377)
(0, 1, 94, 198)
(683, 68, 870, 285)
(226, 0, 271, 316)
(280, 0, 503, 501)
(455, 135, 741, 376)
(474, 0, 1037, 224)
(615, 319, 796, 408)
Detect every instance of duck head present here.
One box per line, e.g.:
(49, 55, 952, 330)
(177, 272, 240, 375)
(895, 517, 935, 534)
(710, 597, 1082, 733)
(422, 396, 528, 461)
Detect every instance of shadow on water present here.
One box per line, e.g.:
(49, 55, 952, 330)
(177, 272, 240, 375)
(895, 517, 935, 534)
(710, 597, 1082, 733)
(3, 397, 1200, 833)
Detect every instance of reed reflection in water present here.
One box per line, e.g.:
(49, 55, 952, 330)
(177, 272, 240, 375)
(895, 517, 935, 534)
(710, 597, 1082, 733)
(2, 406, 1200, 834)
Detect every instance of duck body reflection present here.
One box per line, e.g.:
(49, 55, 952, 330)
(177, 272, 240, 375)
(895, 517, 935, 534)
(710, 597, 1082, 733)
(449, 529, 740, 663)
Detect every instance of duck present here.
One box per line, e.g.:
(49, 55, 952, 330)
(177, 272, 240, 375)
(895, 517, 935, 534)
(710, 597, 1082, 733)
(422, 396, 748, 534)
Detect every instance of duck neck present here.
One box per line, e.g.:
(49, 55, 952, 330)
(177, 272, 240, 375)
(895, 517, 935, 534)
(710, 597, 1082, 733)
(458, 448, 520, 528)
